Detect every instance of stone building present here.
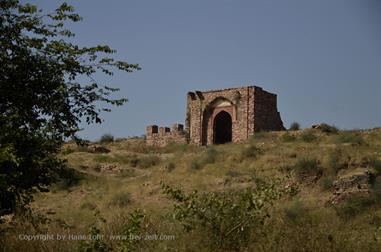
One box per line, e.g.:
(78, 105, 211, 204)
(146, 85, 284, 146)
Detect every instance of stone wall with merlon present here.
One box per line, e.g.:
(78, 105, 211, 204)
(146, 124, 187, 147)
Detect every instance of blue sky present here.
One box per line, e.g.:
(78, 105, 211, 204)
(30, 0, 381, 140)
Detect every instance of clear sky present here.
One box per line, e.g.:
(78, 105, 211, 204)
(30, 0, 381, 140)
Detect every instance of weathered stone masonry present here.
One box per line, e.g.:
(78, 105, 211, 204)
(146, 85, 284, 147)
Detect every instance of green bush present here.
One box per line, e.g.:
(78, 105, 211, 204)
(54, 167, 84, 190)
(128, 154, 139, 167)
(319, 123, 339, 134)
(93, 164, 102, 172)
(335, 131, 363, 145)
(189, 159, 201, 170)
(289, 122, 300, 131)
(226, 170, 241, 177)
(322, 148, 345, 175)
(188, 147, 218, 170)
(241, 144, 259, 159)
(99, 133, 114, 144)
(119, 168, 137, 178)
(284, 201, 305, 223)
(293, 157, 321, 178)
(138, 155, 161, 168)
(94, 154, 114, 163)
(319, 176, 335, 191)
(80, 202, 97, 210)
(369, 158, 381, 175)
(165, 161, 176, 172)
(281, 132, 296, 142)
(335, 195, 375, 219)
(300, 131, 317, 142)
(110, 192, 131, 207)
(161, 182, 281, 251)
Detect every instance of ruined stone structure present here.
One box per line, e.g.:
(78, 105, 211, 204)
(146, 85, 284, 146)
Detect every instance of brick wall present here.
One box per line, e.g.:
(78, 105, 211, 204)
(146, 124, 187, 147)
(146, 85, 284, 146)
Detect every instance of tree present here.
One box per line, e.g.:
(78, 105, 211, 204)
(0, 0, 140, 216)
(289, 122, 300, 131)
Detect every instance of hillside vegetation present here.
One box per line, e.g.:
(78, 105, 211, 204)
(2, 127, 381, 251)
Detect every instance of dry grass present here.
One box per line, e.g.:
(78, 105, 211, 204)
(2, 128, 381, 251)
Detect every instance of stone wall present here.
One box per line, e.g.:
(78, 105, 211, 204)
(146, 124, 187, 147)
(186, 86, 284, 145)
(146, 85, 285, 146)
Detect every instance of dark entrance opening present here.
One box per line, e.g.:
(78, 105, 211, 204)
(213, 111, 232, 144)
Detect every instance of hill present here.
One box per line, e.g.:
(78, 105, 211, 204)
(2, 127, 381, 251)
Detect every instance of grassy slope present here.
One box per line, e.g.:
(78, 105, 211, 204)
(3, 128, 381, 251)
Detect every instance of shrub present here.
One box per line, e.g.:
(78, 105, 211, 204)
(289, 122, 300, 131)
(165, 161, 176, 172)
(128, 154, 139, 167)
(119, 168, 137, 178)
(249, 131, 266, 141)
(335, 131, 363, 145)
(110, 192, 131, 207)
(189, 159, 201, 170)
(281, 132, 296, 142)
(284, 201, 305, 223)
(319, 123, 339, 134)
(322, 148, 344, 175)
(335, 195, 375, 219)
(113, 154, 132, 164)
(138, 155, 161, 168)
(226, 170, 241, 177)
(241, 144, 259, 159)
(300, 131, 317, 142)
(319, 176, 335, 191)
(203, 147, 218, 163)
(188, 147, 218, 170)
(94, 154, 114, 163)
(80, 202, 97, 210)
(161, 182, 281, 251)
(369, 158, 381, 175)
(54, 167, 84, 190)
(293, 157, 321, 178)
(99, 133, 114, 144)
(118, 210, 147, 251)
(93, 164, 102, 172)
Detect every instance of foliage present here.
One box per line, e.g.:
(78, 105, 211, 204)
(318, 123, 339, 134)
(118, 209, 146, 252)
(280, 132, 296, 142)
(369, 158, 381, 175)
(54, 167, 84, 190)
(161, 181, 281, 251)
(335, 195, 375, 220)
(78, 210, 112, 252)
(165, 161, 176, 172)
(188, 147, 218, 170)
(293, 157, 321, 179)
(241, 144, 259, 159)
(319, 176, 335, 191)
(335, 178, 381, 220)
(110, 192, 131, 207)
(284, 201, 305, 223)
(99, 134, 114, 144)
(289, 122, 300, 131)
(299, 131, 317, 142)
(138, 155, 161, 168)
(322, 148, 345, 175)
(0, 1, 139, 216)
(335, 131, 364, 145)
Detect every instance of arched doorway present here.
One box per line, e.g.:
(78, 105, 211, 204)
(213, 111, 232, 144)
